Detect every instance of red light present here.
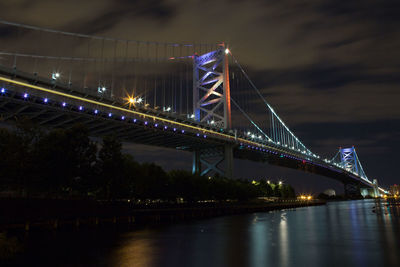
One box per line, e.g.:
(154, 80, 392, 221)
(302, 160, 306, 164)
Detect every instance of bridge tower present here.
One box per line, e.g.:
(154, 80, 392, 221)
(339, 147, 359, 174)
(372, 179, 380, 198)
(340, 147, 362, 197)
(192, 44, 234, 178)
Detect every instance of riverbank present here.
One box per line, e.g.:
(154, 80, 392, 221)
(0, 198, 325, 231)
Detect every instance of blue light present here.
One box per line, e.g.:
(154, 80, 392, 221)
(94, 109, 98, 114)
(62, 102, 66, 107)
(133, 119, 137, 123)
(144, 121, 148, 125)
(182, 130, 185, 133)
(121, 116, 125, 120)
(0, 88, 5, 93)
(23, 93, 28, 98)
(164, 126, 168, 130)
(203, 135, 207, 138)
(108, 113, 112, 117)
(173, 128, 176, 131)
(196, 133, 200, 137)
(79, 106, 83, 111)
(155, 123, 158, 127)
(44, 98, 48, 103)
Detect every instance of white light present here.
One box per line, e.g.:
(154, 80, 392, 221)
(210, 120, 215, 124)
(190, 114, 195, 119)
(52, 72, 60, 80)
(0, 88, 5, 93)
(247, 131, 251, 135)
(137, 97, 143, 103)
(98, 86, 107, 93)
(251, 134, 255, 138)
(225, 48, 230, 54)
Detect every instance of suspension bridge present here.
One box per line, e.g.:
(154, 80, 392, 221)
(0, 20, 386, 197)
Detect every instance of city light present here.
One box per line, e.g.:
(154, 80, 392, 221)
(279, 181, 282, 185)
(108, 113, 112, 117)
(136, 97, 143, 103)
(62, 102, 66, 107)
(299, 195, 313, 200)
(51, 72, 60, 80)
(0, 88, 5, 93)
(79, 106, 83, 111)
(225, 48, 230, 54)
(23, 93, 28, 98)
(44, 98, 48, 103)
(98, 86, 106, 93)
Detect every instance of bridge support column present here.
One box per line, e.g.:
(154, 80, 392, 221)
(192, 150, 201, 175)
(191, 145, 234, 179)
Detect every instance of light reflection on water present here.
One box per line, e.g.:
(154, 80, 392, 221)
(6, 199, 400, 267)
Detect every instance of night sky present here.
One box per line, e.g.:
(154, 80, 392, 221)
(1, 0, 399, 194)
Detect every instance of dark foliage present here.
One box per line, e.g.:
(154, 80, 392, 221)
(0, 124, 296, 201)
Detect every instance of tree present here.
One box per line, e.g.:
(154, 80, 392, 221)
(34, 124, 97, 196)
(98, 135, 124, 199)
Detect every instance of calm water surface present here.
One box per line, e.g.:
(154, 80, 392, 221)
(6, 199, 400, 267)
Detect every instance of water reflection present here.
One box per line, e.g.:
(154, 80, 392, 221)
(112, 230, 156, 267)
(6, 200, 400, 267)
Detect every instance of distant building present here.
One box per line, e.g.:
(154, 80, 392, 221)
(323, 189, 336, 197)
(389, 185, 400, 196)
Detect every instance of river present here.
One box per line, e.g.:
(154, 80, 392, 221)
(4, 199, 400, 266)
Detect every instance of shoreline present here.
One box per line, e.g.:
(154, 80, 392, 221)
(0, 199, 325, 231)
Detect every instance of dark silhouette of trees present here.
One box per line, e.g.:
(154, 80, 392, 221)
(0, 123, 296, 201)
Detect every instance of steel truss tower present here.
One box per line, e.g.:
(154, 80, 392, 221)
(192, 44, 233, 178)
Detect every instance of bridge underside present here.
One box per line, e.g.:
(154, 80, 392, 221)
(0, 93, 223, 152)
